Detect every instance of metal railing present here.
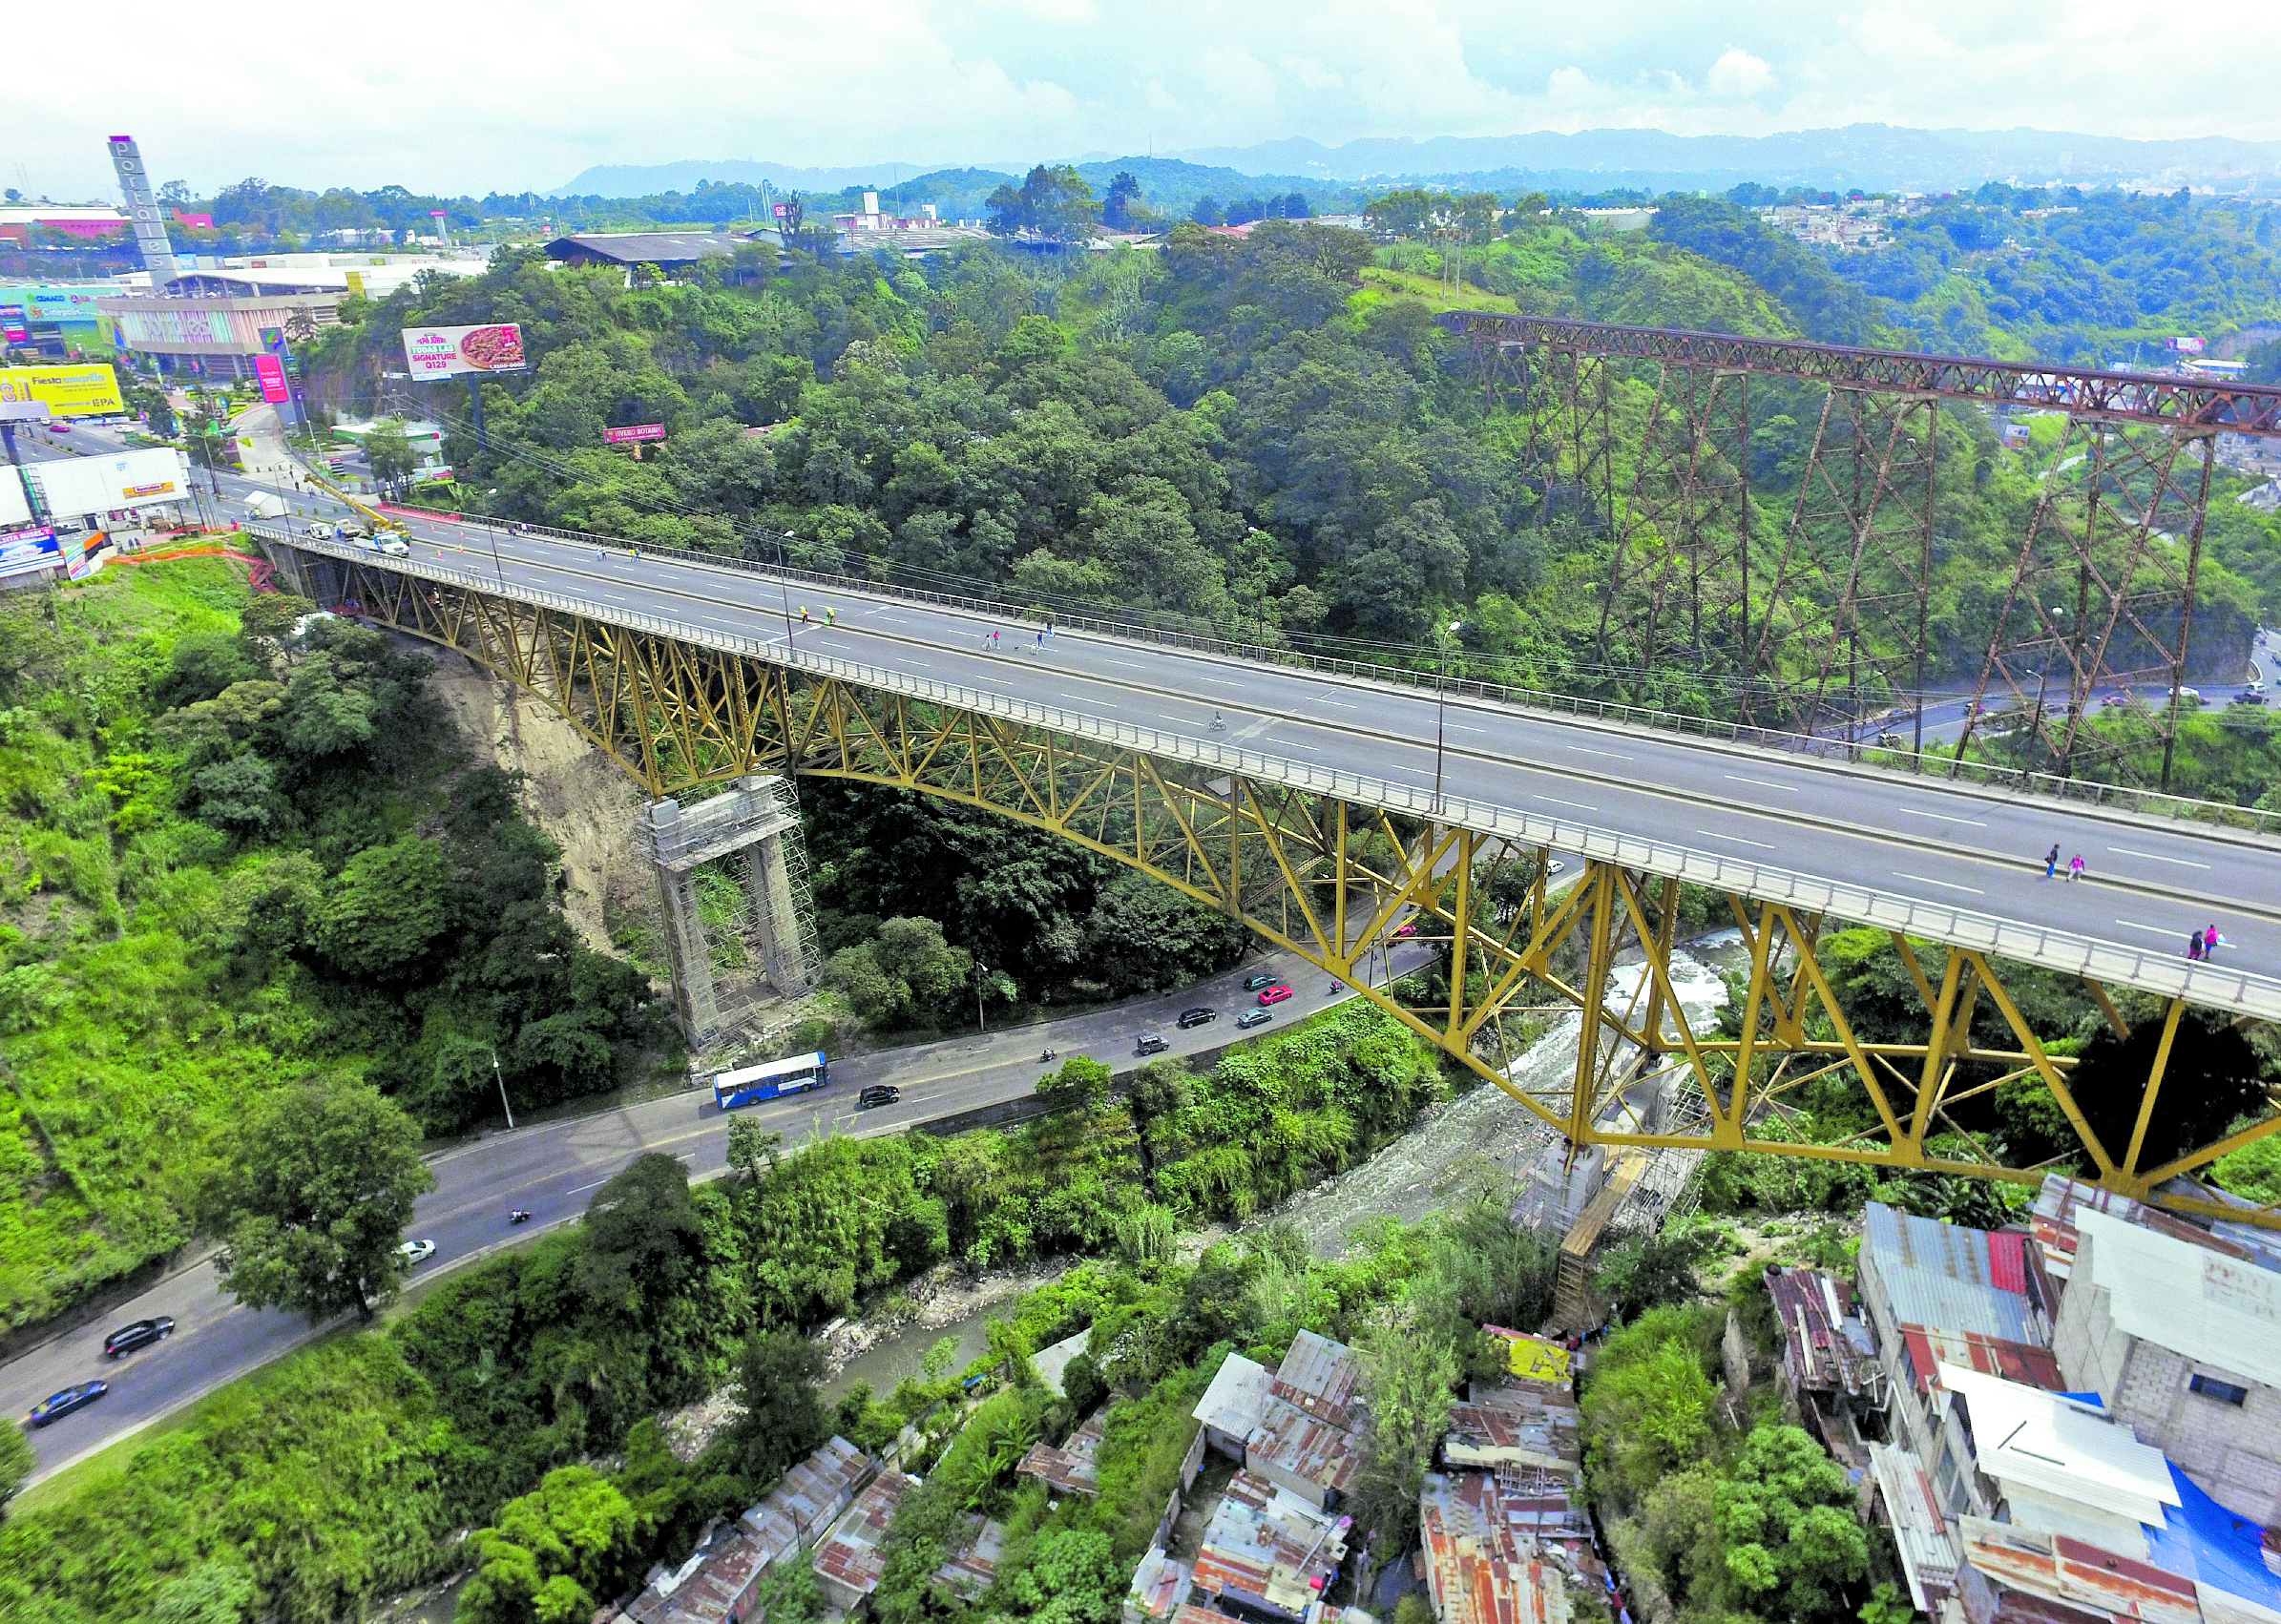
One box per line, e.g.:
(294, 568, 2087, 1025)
(262, 526, 2281, 1023)
(364, 510, 2281, 842)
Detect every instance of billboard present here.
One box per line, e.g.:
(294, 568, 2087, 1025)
(400, 323, 526, 379)
(0, 286, 108, 324)
(0, 526, 60, 580)
(0, 306, 24, 343)
(253, 353, 292, 404)
(0, 364, 125, 418)
(603, 423, 665, 445)
(30, 448, 189, 518)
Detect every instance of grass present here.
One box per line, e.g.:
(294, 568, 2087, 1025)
(1353, 264, 1523, 315)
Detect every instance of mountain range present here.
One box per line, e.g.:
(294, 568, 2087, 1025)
(553, 124, 2281, 202)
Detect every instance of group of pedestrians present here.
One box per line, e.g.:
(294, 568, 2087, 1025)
(982, 619, 1055, 652)
(2039, 843, 2230, 965)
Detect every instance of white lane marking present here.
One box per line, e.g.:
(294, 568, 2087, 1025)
(2107, 845, 2210, 870)
(1197, 676, 1247, 687)
(1697, 829, 1775, 849)
(1104, 659, 1144, 669)
(1534, 794, 1598, 812)
(567, 1175, 616, 1195)
(1726, 774, 1798, 793)
(1893, 871, 1983, 895)
(1311, 698, 1358, 709)
(1447, 723, 1491, 734)
(1899, 807, 1987, 827)
(2115, 919, 2185, 938)
(1566, 744, 1634, 761)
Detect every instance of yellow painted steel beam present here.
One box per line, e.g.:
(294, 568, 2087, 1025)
(334, 562, 2281, 1227)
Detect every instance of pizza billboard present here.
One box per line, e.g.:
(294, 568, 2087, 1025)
(400, 323, 528, 379)
(0, 363, 125, 418)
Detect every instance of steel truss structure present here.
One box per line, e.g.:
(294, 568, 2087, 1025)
(1445, 312, 2281, 789)
(292, 549, 2281, 1227)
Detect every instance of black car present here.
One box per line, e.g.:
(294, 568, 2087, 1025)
(1177, 1007, 1218, 1029)
(856, 1085, 901, 1110)
(28, 1380, 108, 1426)
(1242, 972, 1277, 991)
(1136, 1033, 1170, 1055)
(103, 1316, 176, 1358)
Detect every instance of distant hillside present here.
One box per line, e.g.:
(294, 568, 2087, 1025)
(550, 158, 990, 198)
(1173, 126, 2281, 194)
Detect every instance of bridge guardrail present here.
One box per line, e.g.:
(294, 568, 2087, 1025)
(389, 511, 2281, 843)
(263, 527, 2281, 1024)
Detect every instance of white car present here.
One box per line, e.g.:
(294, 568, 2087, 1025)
(376, 536, 410, 557)
(303, 522, 337, 540)
(396, 1239, 436, 1266)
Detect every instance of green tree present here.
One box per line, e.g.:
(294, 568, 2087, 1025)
(1717, 1425, 1871, 1621)
(722, 1330, 830, 1488)
(1580, 1308, 1718, 1503)
(0, 1422, 31, 1520)
(1351, 1295, 1461, 1551)
(317, 835, 452, 977)
(151, 1561, 257, 1624)
(1006, 1528, 1124, 1624)
(457, 1465, 638, 1624)
(208, 1076, 435, 1322)
(364, 419, 419, 492)
(983, 165, 1099, 243)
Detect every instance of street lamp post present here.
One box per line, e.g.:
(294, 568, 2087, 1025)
(480, 487, 506, 591)
(1433, 619, 1464, 814)
(772, 531, 800, 646)
(490, 1048, 516, 1130)
(976, 965, 989, 1033)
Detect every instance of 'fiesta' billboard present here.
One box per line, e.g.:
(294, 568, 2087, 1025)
(400, 323, 527, 379)
(0, 363, 125, 418)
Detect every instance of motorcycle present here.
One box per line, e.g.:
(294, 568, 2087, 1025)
(510, 1208, 533, 1224)
(1040, 1048, 1057, 1063)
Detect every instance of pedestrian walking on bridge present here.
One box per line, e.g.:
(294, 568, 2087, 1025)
(2042, 843, 2060, 880)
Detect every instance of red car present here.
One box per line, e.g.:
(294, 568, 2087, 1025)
(1257, 985, 1293, 1006)
(1392, 923, 1417, 939)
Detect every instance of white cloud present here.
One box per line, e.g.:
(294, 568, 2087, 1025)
(1706, 47, 1775, 98)
(11, 0, 2281, 200)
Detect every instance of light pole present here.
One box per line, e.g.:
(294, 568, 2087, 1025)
(976, 964, 989, 1033)
(1433, 619, 1464, 814)
(490, 1048, 516, 1130)
(481, 487, 505, 590)
(772, 530, 800, 646)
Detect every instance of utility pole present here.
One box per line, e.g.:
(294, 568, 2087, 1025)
(1433, 619, 1464, 813)
(491, 1048, 516, 1129)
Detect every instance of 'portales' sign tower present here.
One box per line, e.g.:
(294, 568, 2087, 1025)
(106, 135, 178, 281)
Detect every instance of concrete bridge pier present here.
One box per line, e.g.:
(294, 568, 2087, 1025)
(638, 775, 822, 1048)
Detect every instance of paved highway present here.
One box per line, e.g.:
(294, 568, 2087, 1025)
(292, 511, 2281, 997)
(5, 939, 1424, 1483)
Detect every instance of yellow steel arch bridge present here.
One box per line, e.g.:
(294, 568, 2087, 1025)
(263, 533, 2281, 1229)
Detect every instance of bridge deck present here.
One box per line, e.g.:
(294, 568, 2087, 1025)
(274, 523, 2281, 1021)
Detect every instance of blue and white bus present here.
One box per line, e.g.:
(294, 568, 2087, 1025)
(712, 1051, 829, 1111)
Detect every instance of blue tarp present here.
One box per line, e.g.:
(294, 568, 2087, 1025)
(2145, 1465, 2281, 1614)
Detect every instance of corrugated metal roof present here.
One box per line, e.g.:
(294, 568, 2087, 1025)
(1195, 1352, 1272, 1440)
(1864, 1203, 2044, 1346)
(1269, 1330, 1363, 1428)
(1018, 1408, 1106, 1497)
(1247, 1396, 1358, 1496)
(1941, 1364, 2179, 1526)
(1902, 1327, 2065, 1395)
(2031, 1176, 2266, 1282)
(933, 1514, 1007, 1600)
(811, 1468, 913, 1601)
(1768, 1266, 1882, 1398)
(1961, 1517, 2202, 1624)
(2075, 1211, 2281, 1390)
(1444, 1378, 1580, 1475)
(1871, 1443, 1961, 1613)
(1421, 1471, 1575, 1624)
(1128, 1547, 1193, 1623)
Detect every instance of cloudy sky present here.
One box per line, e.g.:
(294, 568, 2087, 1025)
(12, 0, 2279, 199)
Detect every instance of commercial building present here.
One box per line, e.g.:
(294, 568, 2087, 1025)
(543, 231, 760, 272)
(95, 256, 476, 378)
(2053, 1210, 2281, 1528)
(0, 206, 128, 246)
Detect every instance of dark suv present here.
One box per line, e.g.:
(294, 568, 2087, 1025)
(857, 1085, 901, 1110)
(103, 1316, 176, 1359)
(1177, 1008, 1217, 1030)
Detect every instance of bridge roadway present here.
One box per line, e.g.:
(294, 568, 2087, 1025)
(315, 515, 2281, 1019)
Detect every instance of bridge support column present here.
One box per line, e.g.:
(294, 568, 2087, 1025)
(638, 776, 821, 1049)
